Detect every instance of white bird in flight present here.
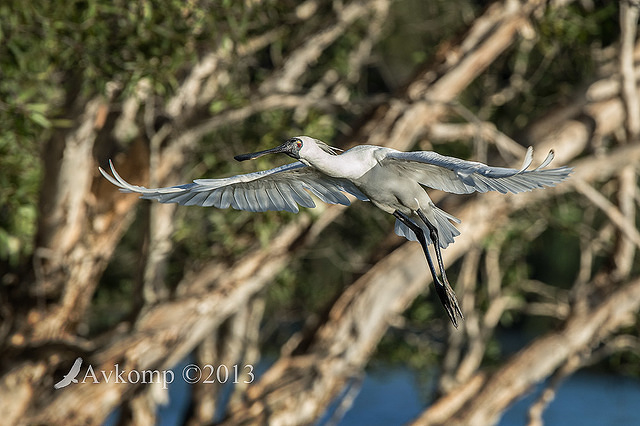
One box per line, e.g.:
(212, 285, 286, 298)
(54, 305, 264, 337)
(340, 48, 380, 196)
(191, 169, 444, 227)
(100, 136, 572, 327)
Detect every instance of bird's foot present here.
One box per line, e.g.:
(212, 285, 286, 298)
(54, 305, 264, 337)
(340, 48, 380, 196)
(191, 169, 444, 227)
(434, 277, 464, 328)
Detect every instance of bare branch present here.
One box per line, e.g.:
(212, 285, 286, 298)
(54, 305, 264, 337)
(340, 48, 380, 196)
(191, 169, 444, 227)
(526, 354, 582, 426)
(620, 0, 640, 140)
(416, 276, 640, 425)
(572, 178, 640, 251)
(613, 165, 637, 279)
(261, 1, 382, 93)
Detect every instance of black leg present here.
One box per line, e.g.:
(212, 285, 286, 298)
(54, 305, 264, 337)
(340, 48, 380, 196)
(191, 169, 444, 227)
(417, 210, 449, 285)
(416, 209, 464, 327)
(394, 210, 463, 328)
(394, 211, 440, 288)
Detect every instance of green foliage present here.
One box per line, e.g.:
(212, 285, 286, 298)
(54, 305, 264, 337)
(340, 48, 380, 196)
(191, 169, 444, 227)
(462, 1, 618, 133)
(89, 208, 145, 333)
(377, 0, 478, 85)
(608, 345, 640, 377)
(1, 1, 196, 128)
(0, 0, 224, 263)
(375, 293, 443, 371)
(0, 133, 40, 263)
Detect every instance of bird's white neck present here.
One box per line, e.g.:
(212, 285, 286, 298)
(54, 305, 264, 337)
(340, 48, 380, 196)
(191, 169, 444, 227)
(301, 144, 378, 180)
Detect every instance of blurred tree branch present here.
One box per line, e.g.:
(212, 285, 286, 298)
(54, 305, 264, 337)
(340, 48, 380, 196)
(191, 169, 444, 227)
(417, 275, 640, 425)
(619, 0, 640, 140)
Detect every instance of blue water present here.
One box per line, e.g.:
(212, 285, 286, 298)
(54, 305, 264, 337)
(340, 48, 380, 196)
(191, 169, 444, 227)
(500, 372, 640, 426)
(106, 359, 640, 425)
(322, 368, 426, 425)
(333, 368, 640, 426)
(331, 368, 640, 426)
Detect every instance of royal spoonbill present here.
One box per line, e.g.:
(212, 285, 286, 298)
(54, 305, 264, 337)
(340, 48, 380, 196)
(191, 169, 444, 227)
(100, 136, 573, 327)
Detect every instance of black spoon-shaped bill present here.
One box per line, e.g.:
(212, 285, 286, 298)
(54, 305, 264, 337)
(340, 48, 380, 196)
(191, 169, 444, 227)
(234, 139, 300, 162)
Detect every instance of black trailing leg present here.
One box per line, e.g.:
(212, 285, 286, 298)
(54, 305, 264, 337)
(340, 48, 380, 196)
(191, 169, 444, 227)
(394, 210, 464, 328)
(417, 209, 464, 326)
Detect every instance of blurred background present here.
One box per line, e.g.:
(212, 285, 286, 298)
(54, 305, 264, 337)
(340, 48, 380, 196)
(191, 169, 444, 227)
(1, 0, 639, 424)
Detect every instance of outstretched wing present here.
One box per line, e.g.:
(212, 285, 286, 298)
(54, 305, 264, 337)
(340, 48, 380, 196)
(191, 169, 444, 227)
(384, 147, 573, 195)
(99, 160, 368, 213)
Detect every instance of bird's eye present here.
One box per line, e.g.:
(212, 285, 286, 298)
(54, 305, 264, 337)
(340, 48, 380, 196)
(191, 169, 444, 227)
(296, 140, 303, 148)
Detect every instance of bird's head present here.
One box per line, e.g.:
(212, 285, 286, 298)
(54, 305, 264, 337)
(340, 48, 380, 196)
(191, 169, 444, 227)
(234, 136, 340, 163)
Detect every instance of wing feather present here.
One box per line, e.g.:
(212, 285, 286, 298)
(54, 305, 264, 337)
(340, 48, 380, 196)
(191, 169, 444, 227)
(219, 187, 233, 209)
(289, 184, 316, 208)
(384, 148, 572, 195)
(243, 189, 261, 212)
(99, 159, 365, 213)
(233, 187, 251, 211)
(254, 187, 271, 211)
(184, 191, 210, 206)
(201, 189, 220, 207)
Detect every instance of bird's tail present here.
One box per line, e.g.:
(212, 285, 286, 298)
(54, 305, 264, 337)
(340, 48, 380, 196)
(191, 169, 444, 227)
(394, 205, 460, 249)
